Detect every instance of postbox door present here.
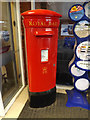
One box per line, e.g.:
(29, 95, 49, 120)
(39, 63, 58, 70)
(26, 28, 58, 92)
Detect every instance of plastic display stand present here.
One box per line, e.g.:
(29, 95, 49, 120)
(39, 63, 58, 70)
(66, 2, 90, 110)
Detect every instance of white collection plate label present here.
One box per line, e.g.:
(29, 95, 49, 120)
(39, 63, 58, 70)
(41, 50, 48, 62)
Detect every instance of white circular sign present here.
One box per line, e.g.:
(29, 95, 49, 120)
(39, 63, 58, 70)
(76, 61, 90, 70)
(71, 64, 85, 76)
(75, 78, 89, 91)
(74, 20, 89, 38)
(76, 41, 90, 60)
(84, 2, 90, 19)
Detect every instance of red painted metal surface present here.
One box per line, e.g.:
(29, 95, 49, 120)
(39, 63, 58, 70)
(21, 9, 62, 17)
(21, 9, 62, 92)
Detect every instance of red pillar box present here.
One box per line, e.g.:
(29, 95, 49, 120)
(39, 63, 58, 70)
(21, 9, 62, 108)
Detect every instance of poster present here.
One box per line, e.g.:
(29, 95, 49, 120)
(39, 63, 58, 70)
(61, 24, 73, 36)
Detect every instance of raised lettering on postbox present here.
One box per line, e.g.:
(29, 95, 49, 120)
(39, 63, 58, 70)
(29, 21, 58, 27)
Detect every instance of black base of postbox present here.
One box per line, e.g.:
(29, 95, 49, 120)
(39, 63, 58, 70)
(29, 87, 56, 108)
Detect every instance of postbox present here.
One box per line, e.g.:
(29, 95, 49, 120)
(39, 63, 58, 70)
(21, 9, 62, 108)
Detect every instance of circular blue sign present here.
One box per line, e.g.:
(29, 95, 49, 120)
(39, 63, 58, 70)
(69, 4, 85, 21)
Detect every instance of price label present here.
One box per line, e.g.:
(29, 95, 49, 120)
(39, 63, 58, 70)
(71, 64, 85, 77)
(76, 61, 90, 70)
(75, 78, 89, 91)
(76, 41, 90, 60)
(74, 20, 89, 38)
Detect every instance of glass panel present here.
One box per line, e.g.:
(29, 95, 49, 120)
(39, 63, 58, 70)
(0, 2, 22, 107)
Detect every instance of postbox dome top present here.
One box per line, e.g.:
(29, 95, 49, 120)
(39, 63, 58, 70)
(21, 9, 62, 17)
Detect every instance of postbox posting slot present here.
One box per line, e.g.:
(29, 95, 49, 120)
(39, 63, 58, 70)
(34, 31, 53, 37)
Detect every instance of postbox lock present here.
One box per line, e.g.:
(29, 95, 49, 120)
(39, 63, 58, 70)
(53, 64, 55, 67)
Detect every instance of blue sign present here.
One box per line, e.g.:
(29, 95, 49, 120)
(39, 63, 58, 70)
(69, 4, 85, 21)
